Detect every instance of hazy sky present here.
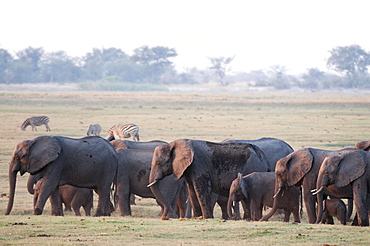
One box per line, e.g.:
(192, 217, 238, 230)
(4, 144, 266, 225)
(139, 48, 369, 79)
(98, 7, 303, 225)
(1, 0, 369, 74)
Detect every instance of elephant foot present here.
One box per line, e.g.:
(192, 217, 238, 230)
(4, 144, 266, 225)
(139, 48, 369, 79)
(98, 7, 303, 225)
(34, 208, 43, 215)
(161, 217, 169, 220)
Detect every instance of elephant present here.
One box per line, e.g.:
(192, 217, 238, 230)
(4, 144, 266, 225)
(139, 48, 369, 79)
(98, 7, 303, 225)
(86, 124, 102, 136)
(115, 148, 187, 218)
(313, 150, 370, 226)
(34, 178, 93, 216)
(319, 198, 347, 225)
(228, 172, 300, 222)
(5, 135, 118, 216)
(355, 140, 370, 151)
(270, 147, 356, 224)
(222, 137, 294, 171)
(110, 139, 167, 150)
(148, 139, 270, 219)
(110, 139, 168, 205)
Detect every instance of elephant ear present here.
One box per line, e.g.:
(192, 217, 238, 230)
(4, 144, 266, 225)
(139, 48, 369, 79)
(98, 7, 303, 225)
(28, 136, 61, 174)
(355, 141, 370, 151)
(277, 148, 313, 186)
(172, 139, 194, 179)
(335, 151, 366, 187)
(239, 174, 248, 199)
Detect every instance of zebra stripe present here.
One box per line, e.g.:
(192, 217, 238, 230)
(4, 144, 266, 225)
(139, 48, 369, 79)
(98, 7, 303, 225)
(106, 124, 140, 141)
(21, 116, 51, 132)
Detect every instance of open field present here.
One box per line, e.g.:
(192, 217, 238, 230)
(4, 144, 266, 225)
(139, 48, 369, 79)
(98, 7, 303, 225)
(0, 89, 370, 245)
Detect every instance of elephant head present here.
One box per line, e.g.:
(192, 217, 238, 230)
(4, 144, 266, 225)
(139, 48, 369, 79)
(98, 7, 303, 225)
(355, 140, 370, 151)
(313, 150, 366, 223)
(147, 139, 193, 219)
(5, 136, 61, 215)
(274, 148, 313, 196)
(227, 173, 245, 220)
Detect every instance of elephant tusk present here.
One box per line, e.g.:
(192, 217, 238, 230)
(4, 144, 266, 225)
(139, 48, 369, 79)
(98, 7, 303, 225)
(312, 186, 324, 195)
(273, 187, 282, 198)
(147, 180, 158, 187)
(232, 201, 236, 207)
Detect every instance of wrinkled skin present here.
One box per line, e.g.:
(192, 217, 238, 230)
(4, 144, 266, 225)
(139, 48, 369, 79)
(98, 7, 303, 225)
(34, 178, 93, 216)
(5, 136, 118, 216)
(228, 172, 300, 222)
(320, 199, 347, 225)
(314, 150, 370, 226)
(222, 138, 294, 171)
(148, 139, 269, 219)
(273, 148, 356, 224)
(115, 148, 187, 218)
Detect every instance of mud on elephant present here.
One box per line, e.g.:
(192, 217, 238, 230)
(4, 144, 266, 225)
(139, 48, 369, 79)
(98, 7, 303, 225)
(148, 139, 270, 219)
(5, 136, 118, 216)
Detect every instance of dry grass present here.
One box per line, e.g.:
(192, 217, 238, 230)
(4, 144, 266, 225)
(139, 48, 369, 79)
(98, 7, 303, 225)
(1, 89, 370, 245)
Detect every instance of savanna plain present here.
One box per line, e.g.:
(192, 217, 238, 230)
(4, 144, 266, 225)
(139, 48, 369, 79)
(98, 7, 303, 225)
(0, 89, 370, 245)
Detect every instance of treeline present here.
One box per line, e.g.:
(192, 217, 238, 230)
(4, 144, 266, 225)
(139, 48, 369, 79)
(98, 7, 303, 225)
(0, 44, 370, 90)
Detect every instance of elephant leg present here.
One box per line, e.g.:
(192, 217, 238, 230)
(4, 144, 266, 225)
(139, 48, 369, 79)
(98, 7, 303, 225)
(192, 180, 213, 219)
(71, 199, 82, 216)
(187, 184, 202, 218)
(283, 210, 291, 222)
(34, 178, 59, 215)
(216, 195, 229, 220)
(117, 184, 131, 216)
(353, 182, 369, 226)
(303, 189, 317, 224)
(49, 187, 63, 216)
(326, 215, 334, 224)
(347, 199, 353, 222)
(250, 202, 262, 221)
(95, 185, 113, 216)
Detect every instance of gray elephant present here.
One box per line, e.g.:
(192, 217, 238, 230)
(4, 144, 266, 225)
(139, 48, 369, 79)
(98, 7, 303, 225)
(111, 139, 168, 205)
(148, 139, 270, 219)
(87, 124, 102, 136)
(5, 136, 118, 216)
(222, 137, 294, 171)
(271, 147, 356, 224)
(320, 199, 347, 225)
(110, 139, 167, 150)
(228, 172, 300, 222)
(314, 150, 370, 226)
(34, 178, 93, 216)
(115, 148, 187, 218)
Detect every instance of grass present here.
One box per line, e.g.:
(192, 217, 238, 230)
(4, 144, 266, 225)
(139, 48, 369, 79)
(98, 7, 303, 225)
(1, 89, 370, 245)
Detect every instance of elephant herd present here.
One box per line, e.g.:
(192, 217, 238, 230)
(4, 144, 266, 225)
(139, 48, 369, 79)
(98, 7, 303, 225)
(5, 134, 370, 226)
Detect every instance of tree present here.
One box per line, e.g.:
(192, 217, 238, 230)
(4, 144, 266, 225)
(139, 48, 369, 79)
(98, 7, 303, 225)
(208, 56, 234, 86)
(327, 45, 370, 87)
(268, 65, 290, 89)
(131, 46, 178, 83)
(9, 47, 44, 83)
(40, 51, 81, 83)
(0, 49, 13, 84)
(301, 68, 325, 89)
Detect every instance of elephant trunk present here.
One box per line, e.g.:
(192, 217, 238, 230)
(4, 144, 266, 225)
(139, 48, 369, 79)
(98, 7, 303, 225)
(5, 169, 18, 215)
(313, 186, 324, 224)
(149, 181, 178, 219)
(227, 197, 238, 220)
(27, 174, 41, 195)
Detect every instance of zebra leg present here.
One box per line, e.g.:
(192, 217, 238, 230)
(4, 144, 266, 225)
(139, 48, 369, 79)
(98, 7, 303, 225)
(45, 123, 51, 132)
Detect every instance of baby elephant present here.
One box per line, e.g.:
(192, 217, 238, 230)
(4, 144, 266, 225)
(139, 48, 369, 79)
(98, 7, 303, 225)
(320, 199, 347, 225)
(34, 179, 93, 216)
(227, 172, 300, 222)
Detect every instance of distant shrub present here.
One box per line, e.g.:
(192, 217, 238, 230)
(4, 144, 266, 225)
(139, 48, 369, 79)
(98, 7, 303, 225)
(79, 77, 168, 91)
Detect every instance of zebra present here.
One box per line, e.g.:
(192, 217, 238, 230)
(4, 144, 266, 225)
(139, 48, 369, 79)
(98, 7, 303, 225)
(87, 124, 102, 136)
(106, 124, 140, 141)
(21, 116, 51, 132)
